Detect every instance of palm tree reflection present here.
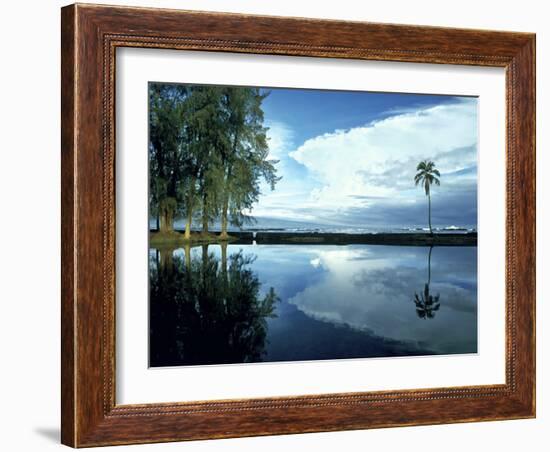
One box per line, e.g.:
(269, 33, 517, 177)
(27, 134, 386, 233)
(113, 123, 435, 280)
(150, 244, 279, 367)
(413, 246, 441, 319)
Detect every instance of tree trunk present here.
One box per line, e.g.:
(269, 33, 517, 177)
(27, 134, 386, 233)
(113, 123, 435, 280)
(220, 196, 229, 240)
(184, 207, 193, 240)
(221, 242, 228, 274)
(184, 243, 191, 270)
(159, 248, 173, 274)
(159, 204, 174, 234)
(201, 244, 209, 271)
(221, 242, 228, 284)
(201, 192, 209, 234)
(428, 192, 432, 234)
(427, 245, 433, 285)
(221, 242, 228, 313)
(184, 177, 195, 240)
(219, 167, 231, 240)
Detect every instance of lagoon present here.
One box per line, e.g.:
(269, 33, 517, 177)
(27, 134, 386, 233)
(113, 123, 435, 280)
(149, 243, 477, 367)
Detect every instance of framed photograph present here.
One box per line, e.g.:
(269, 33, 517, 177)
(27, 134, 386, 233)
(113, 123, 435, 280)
(61, 3, 535, 447)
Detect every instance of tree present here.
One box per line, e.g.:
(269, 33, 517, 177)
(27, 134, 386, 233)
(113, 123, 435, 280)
(218, 87, 280, 239)
(413, 246, 441, 319)
(414, 160, 441, 234)
(177, 86, 226, 238)
(149, 83, 280, 240)
(149, 83, 188, 234)
(193, 87, 228, 235)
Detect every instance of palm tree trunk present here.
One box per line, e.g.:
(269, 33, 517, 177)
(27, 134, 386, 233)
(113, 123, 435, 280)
(428, 245, 433, 285)
(428, 192, 432, 234)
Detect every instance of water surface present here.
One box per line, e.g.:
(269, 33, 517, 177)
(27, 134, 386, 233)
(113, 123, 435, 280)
(149, 244, 477, 367)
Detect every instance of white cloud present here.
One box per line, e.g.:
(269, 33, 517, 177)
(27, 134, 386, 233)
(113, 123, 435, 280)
(310, 257, 322, 268)
(256, 120, 321, 220)
(288, 100, 477, 209)
(288, 246, 477, 353)
(266, 121, 294, 160)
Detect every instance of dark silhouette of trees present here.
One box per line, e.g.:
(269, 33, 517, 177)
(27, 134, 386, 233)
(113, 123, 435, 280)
(149, 245, 279, 366)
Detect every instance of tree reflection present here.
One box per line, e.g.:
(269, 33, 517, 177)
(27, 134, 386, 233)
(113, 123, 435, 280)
(149, 244, 279, 367)
(413, 246, 441, 319)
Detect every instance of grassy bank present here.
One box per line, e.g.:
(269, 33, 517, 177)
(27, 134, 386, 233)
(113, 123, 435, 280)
(149, 230, 477, 247)
(149, 230, 237, 246)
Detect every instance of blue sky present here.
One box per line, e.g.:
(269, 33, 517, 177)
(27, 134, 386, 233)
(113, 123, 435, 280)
(253, 88, 478, 230)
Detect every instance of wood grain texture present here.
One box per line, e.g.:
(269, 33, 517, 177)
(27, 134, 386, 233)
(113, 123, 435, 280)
(61, 3, 536, 447)
(60, 5, 76, 447)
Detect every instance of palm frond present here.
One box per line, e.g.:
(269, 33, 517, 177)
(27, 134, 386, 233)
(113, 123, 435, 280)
(414, 160, 441, 192)
(416, 161, 427, 171)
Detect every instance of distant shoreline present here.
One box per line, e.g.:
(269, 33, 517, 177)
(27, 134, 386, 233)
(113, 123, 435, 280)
(150, 230, 477, 246)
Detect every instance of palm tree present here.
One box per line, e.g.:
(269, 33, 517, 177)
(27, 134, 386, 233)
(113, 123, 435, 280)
(413, 246, 441, 319)
(414, 284, 440, 319)
(414, 160, 440, 234)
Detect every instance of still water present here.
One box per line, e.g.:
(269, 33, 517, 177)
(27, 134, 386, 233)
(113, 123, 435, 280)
(149, 244, 477, 367)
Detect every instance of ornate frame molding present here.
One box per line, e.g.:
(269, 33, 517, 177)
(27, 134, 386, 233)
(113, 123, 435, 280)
(62, 4, 535, 447)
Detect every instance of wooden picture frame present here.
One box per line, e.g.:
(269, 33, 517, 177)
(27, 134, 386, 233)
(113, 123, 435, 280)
(61, 3, 535, 447)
